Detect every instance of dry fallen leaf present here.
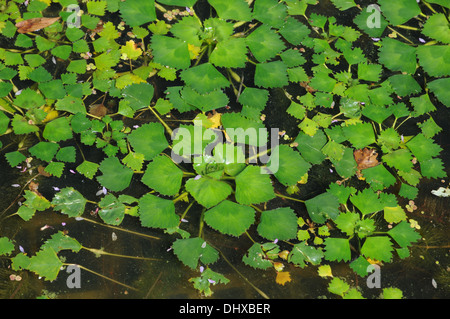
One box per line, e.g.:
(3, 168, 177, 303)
(353, 147, 379, 170)
(89, 104, 108, 117)
(16, 17, 61, 34)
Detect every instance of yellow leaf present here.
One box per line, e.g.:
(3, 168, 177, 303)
(120, 40, 142, 60)
(317, 264, 333, 278)
(188, 43, 201, 60)
(275, 271, 291, 286)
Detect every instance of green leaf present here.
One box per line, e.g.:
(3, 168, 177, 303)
(121, 83, 154, 111)
(420, 158, 446, 179)
(43, 117, 73, 142)
(141, 155, 183, 196)
(17, 205, 36, 221)
(210, 37, 248, 68)
(335, 212, 360, 236)
(13, 88, 45, 109)
(294, 130, 327, 165)
(56, 147, 76, 163)
(180, 63, 229, 94)
(406, 133, 442, 162)
(279, 16, 310, 45)
(342, 122, 375, 149)
(428, 77, 450, 108)
(268, 145, 311, 186)
(87, 0, 107, 15)
(23, 190, 51, 212)
(383, 206, 407, 224)
(97, 157, 134, 192)
(29, 141, 59, 162)
(288, 242, 324, 268)
(362, 165, 396, 191)
(207, 0, 252, 21)
(246, 24, 285, 62)
(328, 277, 350, 297)
(44, 162, 65, 178)
(324, 238, 351, 262)
(139, 193, 179, 229)
(357, 63, 382, 82)
(11, 115, 38, 135)
(0, 237, 15, 256)
(257, 207, 298, 241)
(55, 96, 86, 114)
(121, 151, 144, 172)
(67, 59, 87, 74)
(388, 221, 422, 248)
(52, 187, 87, 218)
(422, 13, 450, 44)
(220, 112, 268, 147)
(172, 237, 219, 269)
(305, 192, 340, 224)
(28, 248, 62, 281)
(180, 87, 229, 112)
(382, 287, 403, 299)
(361, 236, 394, 262)
(416, 45, 450, 77)
(418, 116, 442, 139)
(28, 66, 52, 83)
(98, 194, 125, 225)
(238, 87, 269, 111)
(235, 165, 275, 205)
(253, 0, 287, 28)
(41, 231, 82, 253)
(330, 0, 356, 10)
(119, 0, 156, 27)
(150, 35, 190, 70)
(128, 123, 168, 161)
(378, 38, 417, 74)
(378, 0, 420, 26)
(383, 149, 413, 172)
(5, 151, 26, 167)
(204, 200, 255, 237)
(186, 176, 232, 208)
(76, 160, 99, 179)
(170, 16, 202, 46)
(321, 140, 345, 161)
(39, 79, 66, 100)
(388, 74, 422, 97)
(242, 243, 274, 270)
(254, 61, 288, 88)
(350, 188, 384, 215)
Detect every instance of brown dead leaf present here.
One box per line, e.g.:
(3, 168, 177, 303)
(28, 181, 44, 197)
(16, 17, 61, 34)
(38, 165, 51, 177)
(353, 147, 379, 170)
(89, 104, 108, 117)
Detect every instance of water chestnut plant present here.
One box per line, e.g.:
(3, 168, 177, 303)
(0, 0, 449, 298)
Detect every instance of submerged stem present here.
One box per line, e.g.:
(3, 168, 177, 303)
(79, 217, 160, 240)
(82, 246, 160, 261)
(275, 193, 305, 203)
(64, 263, 139, 291)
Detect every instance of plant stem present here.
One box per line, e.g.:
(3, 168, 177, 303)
(147, 105, 173, 136)
(173, 192, 189, 204)
(82, 246, 161, 261)
(213, 245, 270, 299)
(275, 193, 305, 203)
(79, 217, 160, 240)
(64, 263, 139, 291)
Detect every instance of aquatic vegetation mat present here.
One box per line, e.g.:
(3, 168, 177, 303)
(0, 0, 449, 299)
